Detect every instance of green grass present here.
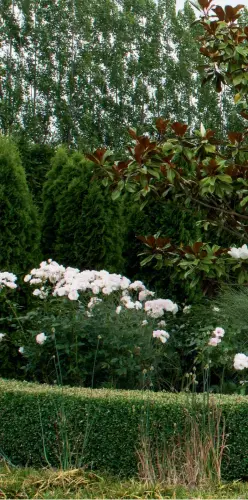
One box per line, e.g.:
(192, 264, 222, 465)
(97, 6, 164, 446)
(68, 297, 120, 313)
(1, 464, 248, 499)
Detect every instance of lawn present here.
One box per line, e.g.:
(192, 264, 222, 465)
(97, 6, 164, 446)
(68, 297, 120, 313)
(1, 464, 248, 499)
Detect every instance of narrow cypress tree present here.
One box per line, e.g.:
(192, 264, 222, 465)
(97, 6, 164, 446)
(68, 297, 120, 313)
(0, 135, 40, 272)
(17, 139, 54, 207)
(42, 149, 125, 272)
(41, 146, 70, 258)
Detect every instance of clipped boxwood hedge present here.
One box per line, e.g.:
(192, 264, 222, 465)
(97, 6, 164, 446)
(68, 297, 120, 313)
(0, 379, 248, 479)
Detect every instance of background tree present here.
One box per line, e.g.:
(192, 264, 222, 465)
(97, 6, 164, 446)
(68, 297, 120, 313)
(0, 136, 40, 272)
(0, 0, 242, 149)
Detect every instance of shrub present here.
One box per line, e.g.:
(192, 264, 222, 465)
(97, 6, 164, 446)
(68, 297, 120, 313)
(0, 378, 247, 480)
(0, 136, 40, 273)
(12, 260, 178, 389)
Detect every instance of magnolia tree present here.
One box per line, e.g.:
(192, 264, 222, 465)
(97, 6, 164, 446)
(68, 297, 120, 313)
(88, 0, 248, 293)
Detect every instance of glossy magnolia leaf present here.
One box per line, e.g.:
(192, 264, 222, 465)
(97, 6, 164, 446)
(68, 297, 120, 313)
(88, 148, 108, 165)
(117, 180, 125, 190)
(171, 122, 188, 137)
(102, 150, 113, 163)
(240, 195, 248, 207)
(217, 174, 232, 183)
(189, 277, 200, 288)
(147, 168, 160, 179)
(231, 75, 243, 90)
(125, 183, 137, 193)
(228, 132, 243, 144)
(236, 46, 248, 57)
(167, 168, 176, 183)
(155, 118, 170, 134)
(204, 144, 216, 153)
(212, 6, 225, 20)
(193, 242, 205, 254)
(137, 235, 156, 246)
(139, 199, 149, 211)
(234, 93, 241, 103)
(102, 178, 109, 187)
(128, 128, 137, 140)
(198, 0, 212, 9)
(140, 254, 155, 266)
(241, 111, 248, 120)
(111, 189, 121, 201)
(225, 4, 244, 21)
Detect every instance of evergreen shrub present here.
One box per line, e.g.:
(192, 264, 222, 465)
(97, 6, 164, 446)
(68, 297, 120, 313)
(17, 141, 54, 207)
(0, 136, 40, 272)
(0, 379, 247, 480)
(42, 149, 124, 272)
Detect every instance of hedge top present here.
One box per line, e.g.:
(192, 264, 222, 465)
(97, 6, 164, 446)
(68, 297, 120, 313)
(1, 378, 247, 408)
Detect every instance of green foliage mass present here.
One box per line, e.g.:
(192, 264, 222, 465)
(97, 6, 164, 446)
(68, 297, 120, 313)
(123, 198, 203, 301)
(0, 136, 40, 273)
(17, 140, 55, 207)
(0, 378, 246, 480)
(42, 148, 124, 272)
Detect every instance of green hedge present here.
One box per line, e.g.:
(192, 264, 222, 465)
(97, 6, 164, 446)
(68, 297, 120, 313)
(0, 379, 248, 479)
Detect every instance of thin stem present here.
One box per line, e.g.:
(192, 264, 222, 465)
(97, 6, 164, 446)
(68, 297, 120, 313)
(192, 197, 248, 221)
(6, 299, 25, 336)
(91, 336, 100, 389)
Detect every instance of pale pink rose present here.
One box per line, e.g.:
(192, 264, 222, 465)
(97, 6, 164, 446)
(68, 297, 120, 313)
(213, 327, 225, 337)
(208, 337, 221, 346)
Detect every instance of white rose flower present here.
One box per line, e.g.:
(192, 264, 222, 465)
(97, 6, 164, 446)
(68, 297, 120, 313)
(152, 329, 170, 343)
(234, 353, 248, 370)
(68, 289, 79, 301)
(36, 333, 47, 345)
(24, 274, 32, 282)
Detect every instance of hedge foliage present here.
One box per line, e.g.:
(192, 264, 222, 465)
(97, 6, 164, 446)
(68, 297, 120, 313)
(0, 379, 248, 479)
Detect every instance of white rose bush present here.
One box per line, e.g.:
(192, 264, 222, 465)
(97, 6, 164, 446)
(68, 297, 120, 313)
(0, 259, 183, 388)
(1, 249, 248, 391)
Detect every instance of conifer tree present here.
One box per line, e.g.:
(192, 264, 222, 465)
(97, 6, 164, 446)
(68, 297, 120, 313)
(41, 147, 70, 258)
(0, 136, 40, 272)
(42, 149, 125, 272)
(17, 139, 54, 207)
